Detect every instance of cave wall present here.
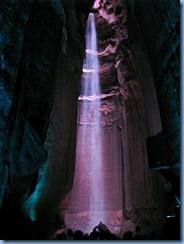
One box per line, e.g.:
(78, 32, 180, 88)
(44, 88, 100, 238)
(95, 0, 163, 137)
(0, 0, 95, 225)
(95, 0, 166, 209)
(95, 0, 180, 213)
(0, 0, 179, 238)
(65, 0, 167, 235)
(125, 3, 163, 136)
(0, 0, 34, 209)
(126, 0, 180, 184)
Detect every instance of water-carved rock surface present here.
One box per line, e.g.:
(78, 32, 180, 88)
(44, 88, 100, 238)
(0, 0, 95, 239)
(0, 0, 180, 240)
(65, 0, 170, 237)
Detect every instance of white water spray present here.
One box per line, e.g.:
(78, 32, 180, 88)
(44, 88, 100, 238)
(66, 13, 123, 234)
(66, 14, 105, 231)
(79, 13, 105, 213)
(82, 13, 100, 97)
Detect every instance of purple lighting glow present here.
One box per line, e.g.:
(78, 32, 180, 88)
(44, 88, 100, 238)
(77, 12, 105, 215)
(65, 13, 123, 235)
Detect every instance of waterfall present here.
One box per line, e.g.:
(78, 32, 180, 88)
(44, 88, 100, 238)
(66, 13, 106, 232)
(78, 13, 105, 213)
(82, 13, 100, 97)
(65, 12, 123, 235)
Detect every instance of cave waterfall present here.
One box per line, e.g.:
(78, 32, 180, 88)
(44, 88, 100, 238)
(66, 12, 123, 235)
(66, 13, 105, 231)
(78, 12, 105, 215)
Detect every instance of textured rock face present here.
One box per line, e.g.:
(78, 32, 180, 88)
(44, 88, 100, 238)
(0, 0, 179, 239)
(66, 0, 167, 236)
(126, 0, 180, 189)
(0, 0, 34, 210)
(95, 0, 166, 211)
(0, 0, 95, 235)
(94, 0, 180, 194)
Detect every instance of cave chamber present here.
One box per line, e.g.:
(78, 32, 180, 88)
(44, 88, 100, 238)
(0, 0, 180, 240)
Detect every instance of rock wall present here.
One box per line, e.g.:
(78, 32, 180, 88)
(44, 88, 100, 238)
(0, 0, 179, 239)
(95, 0, 163, 136)
(126, 0, 180, 194)
(65, 0, 167, 236)
(95, 0, 166, 209)
(0, 0, 95, 231)
(0, 0, 34, 210)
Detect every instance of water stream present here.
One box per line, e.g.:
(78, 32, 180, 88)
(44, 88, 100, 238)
(79, 12, 104, 213)
(66, 13, 106, 232)
(66, 13, 123, 235)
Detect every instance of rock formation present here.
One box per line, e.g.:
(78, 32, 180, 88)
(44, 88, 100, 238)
(0, 0, 95, 239)
(65, 0, 171, 236)
(126, 0, 180, 196)
(0, 0, 180, 240)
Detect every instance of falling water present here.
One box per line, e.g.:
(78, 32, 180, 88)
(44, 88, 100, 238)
(66, 13, 106, 232)
(79, 13, 104, 213)
(65, 13, 123, 234)
(24, 13, 122, 234)
(82, 13, 100, 97)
